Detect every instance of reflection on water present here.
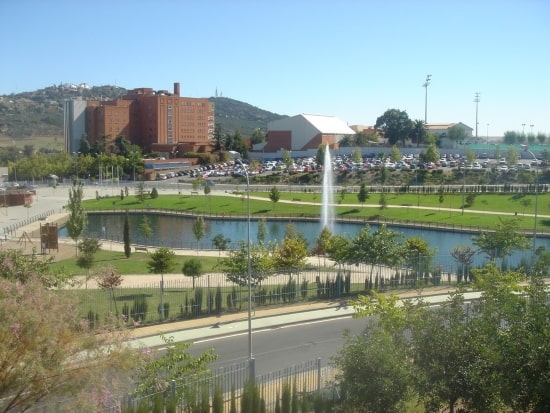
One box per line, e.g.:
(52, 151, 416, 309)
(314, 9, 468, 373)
(58, 213, 546, 271)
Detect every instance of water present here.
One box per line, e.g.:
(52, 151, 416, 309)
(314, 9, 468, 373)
(321, 148, 334, 231)
(60, 214, 548, 271)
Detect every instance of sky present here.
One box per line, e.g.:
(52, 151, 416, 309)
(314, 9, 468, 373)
(1, 0, 549, 137)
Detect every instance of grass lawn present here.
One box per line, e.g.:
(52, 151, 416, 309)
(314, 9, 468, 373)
(82, 191, 550, 232)
(50, 249, 224, 276)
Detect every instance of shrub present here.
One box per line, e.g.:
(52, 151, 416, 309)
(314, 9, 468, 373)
(150, 187, 159, 199)
(131, 295, 148, 322)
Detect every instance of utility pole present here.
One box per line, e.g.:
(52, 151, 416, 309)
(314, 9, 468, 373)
(423, 74, 432, 124)
(474, 92, 480, 139)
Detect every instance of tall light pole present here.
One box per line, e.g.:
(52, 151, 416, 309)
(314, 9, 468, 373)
(423, 74, 432, 124)
(474, 92, 480, 139)
(522, 145, 539, 265)
(530, 124, 534, 137)
(522, 123, 526, 137)
(229, 151, 254, 382)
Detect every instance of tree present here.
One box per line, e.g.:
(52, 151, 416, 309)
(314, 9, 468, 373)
(256, 217, 267, 245)
(136, 180, 146, 203)
(77, 237, 102, 288)
(448, 124, 469, 142)
(66, 183, 87, 255)
(221, 241, 273, 287)
(94, 266, 124, 316)
(472, 218, 530, 269)
(269, 186, 280, 209)
(451, 245, 475, 282)
(212, 233, 231, 257)
(411, 119, 426, 146)
(182, 258, 203, 289)
(0, 248, 70, 288)
(374, 108, 413, 145)
(133, 335, 217, 404)
(506, 146, 519, 166)
(357, 182, 369, 206)
(123, 210, 131, 258)
(352, 147, 362, 163)
(147, 247, 176, 321)
(402, 237, 434, 282)
(389, 145, 402, 163)
(379, 192, 388, 211)
(138, 215, 153, 241)
(282, 149, 293, 169)
(250, 128, 265, 145)
(421, 142, 440, 163)
(192, 216, 207, 254)
(274, 236, 309, 279)
(333, 327, 412, 413)
(0, 275, 134, 412)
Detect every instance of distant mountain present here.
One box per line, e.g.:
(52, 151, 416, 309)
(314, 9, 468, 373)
(209, 96, 287, 136)
(0, 84, 287, 141)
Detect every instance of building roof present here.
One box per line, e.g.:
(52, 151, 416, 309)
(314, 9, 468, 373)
(300, 114, 355, 135)
(426, 122, 473, 131)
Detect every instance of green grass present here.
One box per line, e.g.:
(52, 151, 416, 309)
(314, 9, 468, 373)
(82, 191, 550, 233)
(50, 249, 224, 276)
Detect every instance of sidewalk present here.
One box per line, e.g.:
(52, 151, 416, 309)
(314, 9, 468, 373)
(126, 285, 463, 348)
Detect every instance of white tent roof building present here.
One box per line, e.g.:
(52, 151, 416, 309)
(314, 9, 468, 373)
(263, 114, 355, 152)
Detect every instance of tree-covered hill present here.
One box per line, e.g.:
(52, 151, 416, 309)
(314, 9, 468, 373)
(0, 84, 287, 140)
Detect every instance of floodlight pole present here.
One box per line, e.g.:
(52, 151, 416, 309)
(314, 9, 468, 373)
(423, 74, 431, 124)
(523, 145, 539, 266)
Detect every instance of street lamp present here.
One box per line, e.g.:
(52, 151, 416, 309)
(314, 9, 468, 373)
(228, 151, 254, 382)
(521, 145, 539, 265)
(423, 74, 432, 124)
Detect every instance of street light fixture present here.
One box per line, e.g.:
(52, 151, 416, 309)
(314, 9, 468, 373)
(521, 145, 539, 265)
(228, 150, 254, 382)
(423, 74, 432, 124)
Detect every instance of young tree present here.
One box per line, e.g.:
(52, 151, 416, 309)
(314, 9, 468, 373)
(357, 182, 369, 207)
(451, 245, 475, 282)
(77, 237, 102, 288)
(472, 218, 530, 269)
(379, 192, 388, 211)
(192, 216, 207, 254)
(256, 217, 267, 245)
(221, 241, 273, 287)
(212, 233, 231, 258)
(136, 180, 146, 203)
(133, 335, 217, 404)
(94, 266, 124, 316)
(123, 209, 131, 258)
(389, 144, 402, 163)
(66, 183, 87, 255)
(269, 186, 280, 209)
(273, 236, 308, 281)
(147, 247, 176, 321)
(138, 214, 153, 241)
(182, 258, 203, 289)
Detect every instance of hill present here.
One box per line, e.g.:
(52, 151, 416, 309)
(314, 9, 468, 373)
(0, 84, 287, 145)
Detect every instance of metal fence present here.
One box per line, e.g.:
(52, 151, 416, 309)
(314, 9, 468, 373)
(74, 262, 460, 327)
(121, 358, 338, 413)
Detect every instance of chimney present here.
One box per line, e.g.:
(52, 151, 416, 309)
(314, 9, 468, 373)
(174, 82, 180, 96)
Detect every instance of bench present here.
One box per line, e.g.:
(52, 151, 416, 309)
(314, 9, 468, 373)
(134, 246, 148, 252)
(191, 191, 199, 195)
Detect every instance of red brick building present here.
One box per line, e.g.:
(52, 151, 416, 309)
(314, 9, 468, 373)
(83, 82, 214, 155)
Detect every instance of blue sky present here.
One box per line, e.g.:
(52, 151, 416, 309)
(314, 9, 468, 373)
(1, 0, 548, 137)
